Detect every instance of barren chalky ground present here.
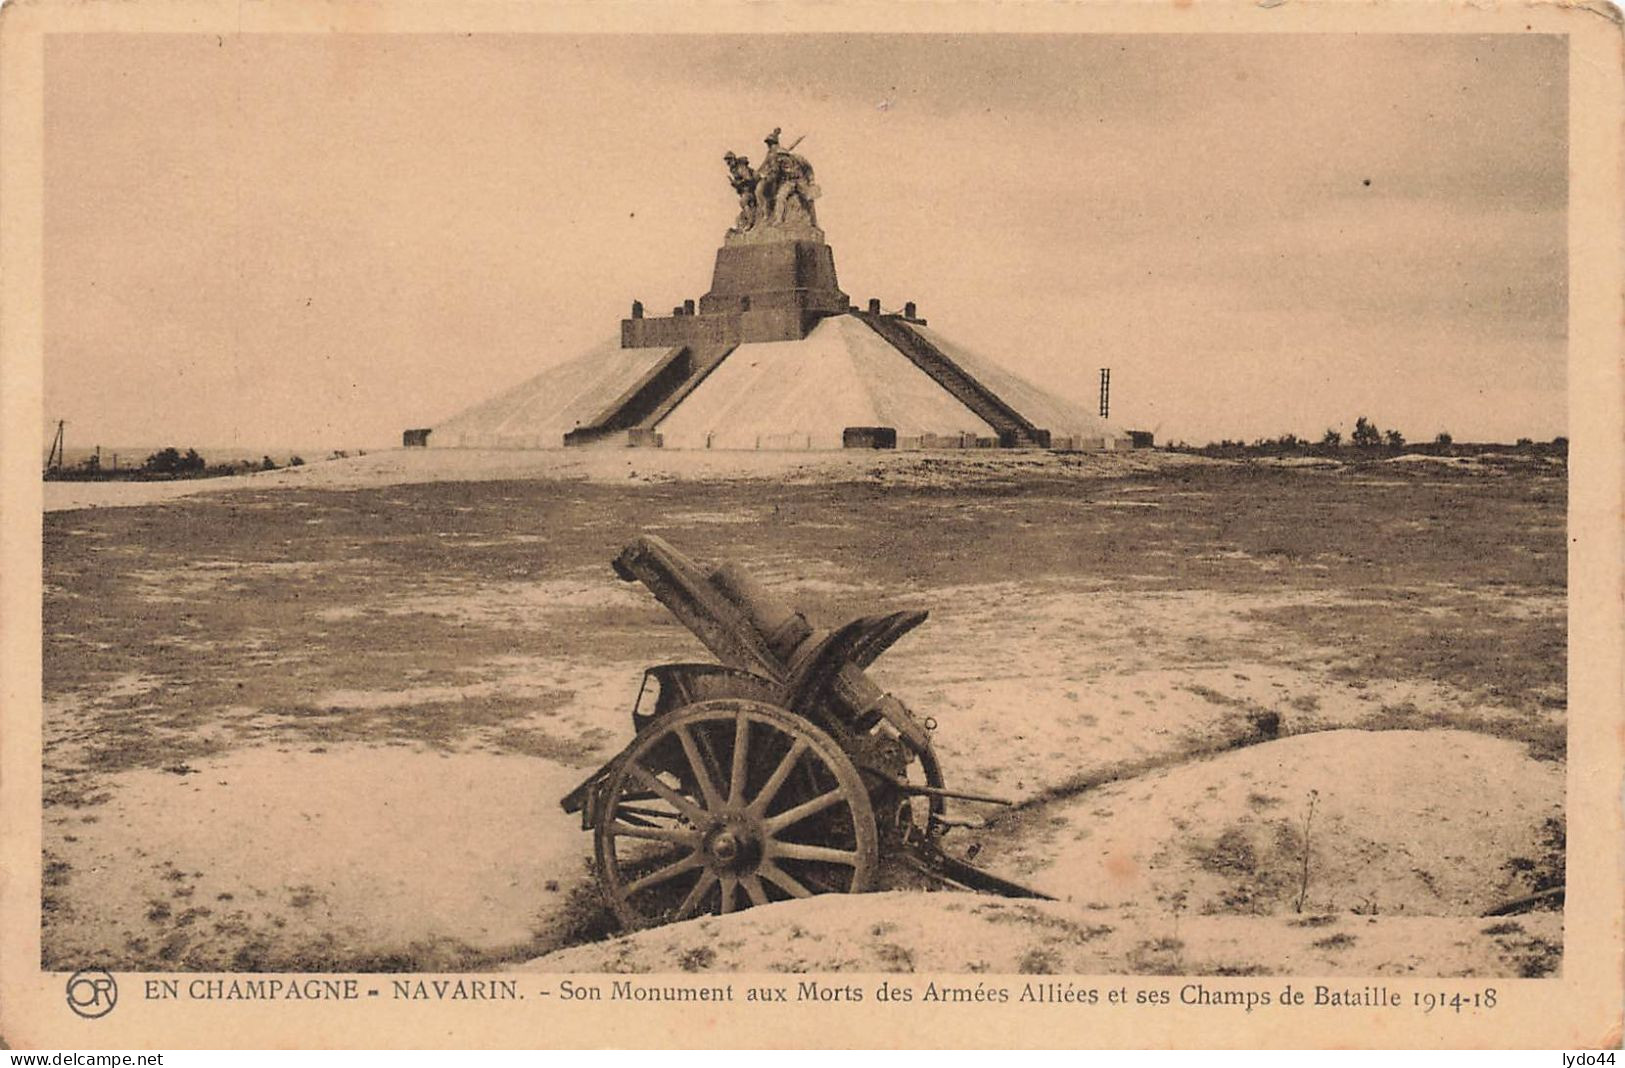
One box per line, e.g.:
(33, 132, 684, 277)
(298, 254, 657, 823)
(41, 449, 1565, 974)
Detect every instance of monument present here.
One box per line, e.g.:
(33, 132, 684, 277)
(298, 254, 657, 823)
(426, 129, 1130, 451)
(621, 127, 847, 352)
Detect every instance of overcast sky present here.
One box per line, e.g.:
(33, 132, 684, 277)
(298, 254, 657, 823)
(43, 33, 1566, 450)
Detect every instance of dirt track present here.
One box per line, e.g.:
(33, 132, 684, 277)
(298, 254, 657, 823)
(41, 449, 1566, 974)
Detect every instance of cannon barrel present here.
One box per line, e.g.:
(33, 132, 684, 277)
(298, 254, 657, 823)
(613, 534, 930, 749)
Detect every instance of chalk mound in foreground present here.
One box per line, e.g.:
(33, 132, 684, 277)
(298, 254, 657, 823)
(971, 728, 1563, 918)
(512, 890, 1560, 977)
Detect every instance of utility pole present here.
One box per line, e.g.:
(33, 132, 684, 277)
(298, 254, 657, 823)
(45, 420, 65, 472)
(1098, 368, 1111, 420)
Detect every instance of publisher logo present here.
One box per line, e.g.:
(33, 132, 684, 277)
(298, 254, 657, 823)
(65, 969, 117, 1019)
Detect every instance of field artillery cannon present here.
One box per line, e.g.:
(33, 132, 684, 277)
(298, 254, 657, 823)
(562, 534, 1048, 930)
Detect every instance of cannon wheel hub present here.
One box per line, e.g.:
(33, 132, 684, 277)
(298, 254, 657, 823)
(703, 819, 764, 874)
(593, 698, 879, 929)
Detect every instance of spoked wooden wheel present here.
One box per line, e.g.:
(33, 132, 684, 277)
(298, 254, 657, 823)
(593, 698, 879, 930)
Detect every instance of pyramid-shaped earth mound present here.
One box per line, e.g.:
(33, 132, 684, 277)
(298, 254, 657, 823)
(424, 130, 1129, 452)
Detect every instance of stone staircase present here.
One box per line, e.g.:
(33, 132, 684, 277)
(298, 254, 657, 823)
(852, 312, 1050, 448)
(563, 344, 737, 447)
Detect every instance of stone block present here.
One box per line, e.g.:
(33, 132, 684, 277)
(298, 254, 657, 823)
(842, 426, 898, 449)
(624, 236, 849, 347)
(698, 240, 848, 319)
(622, 315, 736, 349)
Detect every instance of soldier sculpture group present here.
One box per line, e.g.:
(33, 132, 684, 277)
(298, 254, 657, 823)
(723, 127, 821, 235)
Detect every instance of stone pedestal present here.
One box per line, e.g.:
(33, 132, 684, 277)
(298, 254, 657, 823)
(622, 235, 849, 349)
(699, 240, 847, 317)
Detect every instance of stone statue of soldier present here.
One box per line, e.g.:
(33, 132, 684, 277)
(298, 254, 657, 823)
(723, 151, 759, 232)
(755, 127, 786, 221)
(771, 153, 819, 228)
(723, 126, 822, 238)
(756, 127, 819, 229)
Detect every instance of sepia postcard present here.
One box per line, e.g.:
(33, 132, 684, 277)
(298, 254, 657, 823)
(1, 0, 1621, 1050)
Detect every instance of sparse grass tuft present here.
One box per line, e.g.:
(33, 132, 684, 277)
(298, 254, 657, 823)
(1017, 948, 1061, 975)
(676, 946, 716, 972)
(874, 943, 915, 972)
